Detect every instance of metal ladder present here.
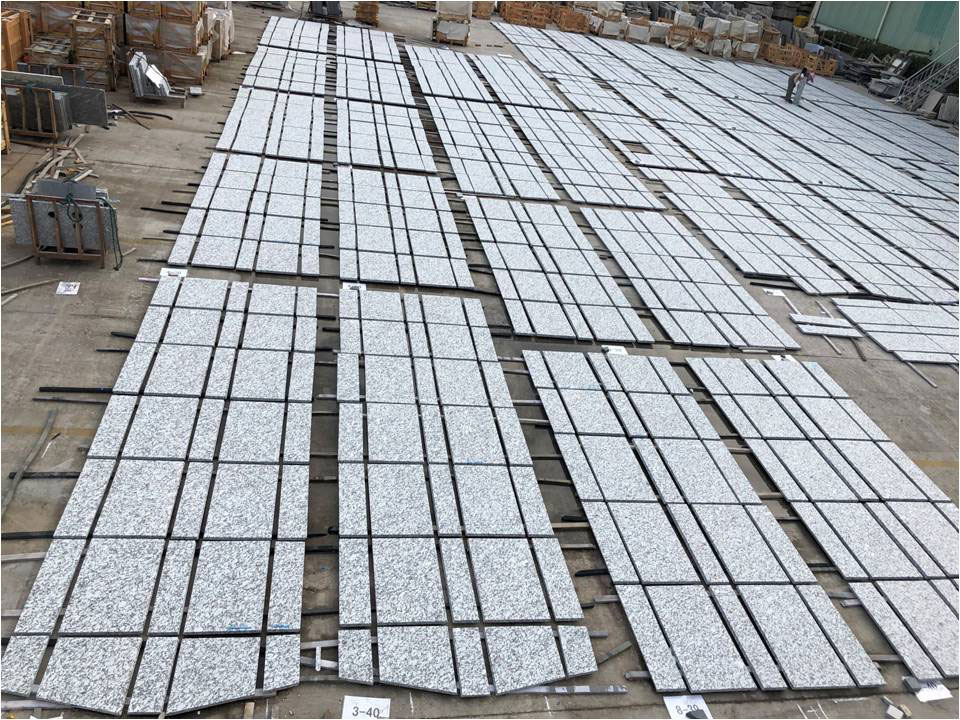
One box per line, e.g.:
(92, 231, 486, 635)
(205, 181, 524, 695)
(895, 43, 959, 111)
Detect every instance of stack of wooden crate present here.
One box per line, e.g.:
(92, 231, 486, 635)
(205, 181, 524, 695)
(473, 2, 495, 20)
(355, 2, 379, 26)
(70, 9, 117, 89)
(1, 9, 32, 70)
(500, 2, 549, 28)
(551, 5, 589, 32)
(126, 1, 209, 85)
(25, 35, 72, 66)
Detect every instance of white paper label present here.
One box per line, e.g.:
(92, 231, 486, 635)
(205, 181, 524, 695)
(664, 694, 713, 720)
(56, 282, 80, 295)
(160, 267, 188, 277)
(341, 695, 390, 720)
(915, 680, 952, 702)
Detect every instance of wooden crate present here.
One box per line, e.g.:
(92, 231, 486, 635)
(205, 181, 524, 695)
(25, 34, 72, 66)
(473, 1, 495, 19)
(159, 17, 204, 52)
(40, 2, 82, 36)
(556, 8, 589, 32)
(86, 1, 125, 12)
(70, 9, 117, 90)
(2, 10, 32, 71)
(161, 2, 207, 23)
(355, 1, 379, 25)
(128, 1, 164, 17)
(816, 56, 837, 76)
(1, 98, 8, 154)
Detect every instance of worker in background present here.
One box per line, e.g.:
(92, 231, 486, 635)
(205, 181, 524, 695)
(792, 68, 815, 106)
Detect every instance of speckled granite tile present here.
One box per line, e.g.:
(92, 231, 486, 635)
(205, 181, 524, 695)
(113, 342, 156, 395)
(558, 389, 623, 435)
(338, 463, 367, 537)
(693, 504, 788, 583)
(189, 399, 224, 462)
(377, 625, 457, 694)
(470, 538, 549, 622)
(510, 467, 552, 536)
(444, 406, 504, 464)
(60, 538, 164, 634)
(0, 635, 48, 696)
(283, 402, 311, 464)
(558, 625, 596, 678)
(249, 283, 297, 315)
(366, 403, 423, 462)
(231, 349, 289, 401)
(440, 538, 479, 623)
(711, 585, 786, 690)
(338, 403, 364, 462)
(581, 502, 638, 583)
(204, 464, 279, 539)
(542, 351, 600, 390)
(648, 585, 755, 692)
(747, 505, 816, 583)
(268, 541, 305, 631)
(54, 459, 115, 538)
(368, 464, 433, 536)
(666, 504, 726, 584)
(184, 540, 270, 633)
(617, 585, 686, 692)
(129, 636, 179, 713)
(296, 286, 317, 317)
(532, 538, 582, 620)
(338, 628, 373, 685)
(243, 313, 294, 351)
(496, 408, 533, 466)
(14, 539, 83, 633)
(798, 585, 882, 687)
(295, 315, 317, 352)
(879, 580, 958, 677)
(263, 634, 300, 692)
(364, 355, 416, 404)
(373, 538, 446, 624)
(177, 277, 230, 310)
(219, 401, 284, 463)
(276, 464, 308, 540)
(171, 463, 212, 539)
(165, 307, 222, 346)
(485, 625, 565, 694)
(456, 465, 524, 536)
(149, 540, 195, 634)
(740, 585, 854, 689)
(94, 460, 183, 538)
(657, 439, 737, 504)
(123, 396, 199, 460)
(452, 627, 489, 696)
(434, 358, 487, 406)
(886, 501, 959, 577)
(427, 323, 476, 359)
(337, 353, 360, 402)
(166, 637, 260, 714)
(339, 538, 371, 626)
(87, 395, 137, 458)
(818, 502, 920, 579)
(289, 352, 315, 402)
(205, 347, 236, 399)
(135, 306, 170, 344)
(150, 275, 181, 306)
(218, 312, 244, 348)
(612, 502, 696, 583)
(580, 435, 655, 501)
(37, 636, 141, 715)
(226, 281, 249, 312)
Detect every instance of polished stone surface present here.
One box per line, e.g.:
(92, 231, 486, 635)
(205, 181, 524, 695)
(184, 540, 270, 633)
(166, 637, 260, 714)
(485, 625, 565, 694)
(338, 628, 374, 685)
(37, 636, 141, 715)
(377, 625, 458, 694)
(373, 538, 446, 624)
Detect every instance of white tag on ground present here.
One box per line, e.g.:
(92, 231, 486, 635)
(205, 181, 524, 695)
(341, 695, 390, 720)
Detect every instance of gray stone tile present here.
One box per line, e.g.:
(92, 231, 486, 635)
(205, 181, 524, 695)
(60, 538, 163, 634)
(532, 538, 582, 620)
(113, 342, 155, 394)
(129, 636, 179, 714)
(219, 401, 284, 463)
(747, 505, 817, 583)
(618, 584, 686, 692)
(887, 501, 959, 576)
(793, 502, 867, 579)
(123, 396, 199, 460)
(496, 407, 533, 466)
(556, 435, 602, 500)
(455, 464, 524, 536)
(338, 628, 374, 685)
(276, 464, 308, 540)
(0, 635, 48, 696)
(510, 466, 553, 536)
(231, 349, 289, 401)
(693, 504, 789, 583)
(172, 463, 212, 539)
(470, 538, 550, 622)
(434, 358, 488, 406)
(879, 580, 958, 677)
(218, 311, 244, 348)
(580, 435, 655, 501)
(558, 388, 623, 435)
(288, 352, 315, 403)
(739, 585, 854, 689)
(485, 625, 565, 694)
(373, 537, 446, 624)
(611, 502, 699, 583)
(427, 322, 476, 359)
(632, 393, 696, 438)
(440, 538, 480, 623)
(283, 402, 311, 463)
(368, 464, 433, 536)
(338, 463, 367, 537)
(87, 395, 137, 458)
(37, 636, 141, 715)
(444, 406, 504, 464)
(206, 347, 237, 398)
(227, 282, 249, 313)
(338, 403, 364, 462)
(264, 634, 300, 691)
(648, 585, 755, 692)
(166, 637, 260, 714)
(268, 541, 305, 631)
(94, 460, 183, 538)
(243, 313, 294, 350)
(150, 540, 195, 634)
(581, 501, 638, 583)
(798, 585, 882, 687)
(711, 585, 787, 690)
(339, 538, 371, 626)
(817, 502, 920, 579)
(295, 315, 317, 353)
(364, 354, 416, 403)
(429, 464, 460, 535)
(249, 283, 297, 315)
(177, 277, 230, 310)
(658, 439, 737, 503)
(367, 403, 423, 462)
(377, 626, 457, 694)
(150, 275, 181, 306)
(667, 504, 727, 584)
(165, 307, 222, 346)
(204, 463, 279, 539)
(185, 540, 270, 633)
(452, 627, 490, 696)
(54, 459, 114, 538)
(337, 353, 360, 402)
(191, 399, 224, 463)
(558, 625, 596, 678)
(135, 306, 170, 344)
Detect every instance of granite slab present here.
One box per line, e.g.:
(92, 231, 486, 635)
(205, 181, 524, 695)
(581, 501, 638, 584)
(166, 637, 260, 714)
(339, 538, 371, 626)
(113, 342, 156, 395)
(377, 625, 458, 694)
(440, 538, 480, 623)
(510, 466, 553, 536)
(368, 464, 433, 536)
(129, 636, 179, 714)
(532, 537, 582, 620)
(283, 402, 312, 463)
(817, 502, 921, 579)
(617, 585, 686, 692)
(122, 396, 199, 460)
(879, 580, 958, 677)
(231, 349, 289, 401)
(278, 464, 309, 540)
(150, 540, 196, 634)
(54, 459, 114, 538)
(666, 504, 727, 584)
(0, 634, 48, 696)
(37, 636, 141, 715)
(172, 463, 213, 539)
(611, 502, 699, 583)
(452, 627, 490, 696)
(366, 403, 424, 462)
(87, 395, 137, 458)
(485, 625, 565, 694)
(443, 406, 504, 464)
(455, 464, 524, 536)
(747, 505, 817, 583)
(338, 628, 374, 685)
(267, 541, 305, 631)
(189, 399, 225, 462)
(430, 464, 462, 535)
(657, 439, 737, 504)
(94, 460, 183, 538)
(184, 540, 270, 633)
(338, 463, 368, 537)
(580, 435, 655, 501)
(144, 344, 213, 397)
(264, 634, 301, 691)
(693, 504, 789, 583)
(558, 625, 597, 678)
(338, 403, 364, 463)
(219, 401, 285, 463)
(364, 355, 417, 404)
(242, 313, 294, 350)
(711, 585, 787, 690)
(60, 538, 164, 634)
(469, 537, 550, 622)
(372, 537, 446, 624)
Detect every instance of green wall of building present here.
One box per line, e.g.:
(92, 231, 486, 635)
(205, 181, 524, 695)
(814, 1, 958, 60)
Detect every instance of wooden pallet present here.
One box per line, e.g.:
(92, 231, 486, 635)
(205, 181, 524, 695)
(1, 9, 32, 71)
(70, 10, 117, 90)
(25, 34, 71, 66)
(1, 98, 9, 154)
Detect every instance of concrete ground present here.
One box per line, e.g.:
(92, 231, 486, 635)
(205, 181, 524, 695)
(1, 2, 957, 718)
